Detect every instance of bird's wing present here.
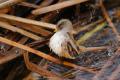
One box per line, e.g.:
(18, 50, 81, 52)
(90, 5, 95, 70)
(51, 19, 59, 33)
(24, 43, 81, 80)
(60, 40, 75, 59)
(62, 32, 80, 59)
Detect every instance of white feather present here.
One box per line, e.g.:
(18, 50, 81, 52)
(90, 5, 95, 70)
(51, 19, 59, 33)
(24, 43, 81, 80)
(49, 19, 76, 59)
(49, 31, 68, 57)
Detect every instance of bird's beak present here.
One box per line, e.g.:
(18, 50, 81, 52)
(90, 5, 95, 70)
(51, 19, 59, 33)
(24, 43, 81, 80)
(54, 28, 58, 32)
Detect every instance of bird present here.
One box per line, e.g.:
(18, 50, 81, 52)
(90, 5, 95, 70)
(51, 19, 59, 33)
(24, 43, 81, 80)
(49, 19, 84, 59)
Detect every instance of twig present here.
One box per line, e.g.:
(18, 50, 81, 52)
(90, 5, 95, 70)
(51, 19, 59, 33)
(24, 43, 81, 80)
(99, 0, 120, 40)
(0, 36, 60, 64)
(36, 0, 54, 8)
(40, 0, 65, 22)
(85, 46, 108, 52)
(0, 21, 43, 40)
(77, 22, 107, 44)
(74, 19, 104, 33)
(18, 0, 54, 9)
(0, 7, 10, 14)
(0, 0, 23, 9)
(0, 37, 28, 64)
(18, 2, 40, 8)
(8, 0, 54, 37)
(0, 14, 56, 29)
(32, 0, 88, 15)
(0, 36, 96, 74)
(63, 61, 96, 74)
(23, 51, 63, 79)
(9, 21, 52, 37)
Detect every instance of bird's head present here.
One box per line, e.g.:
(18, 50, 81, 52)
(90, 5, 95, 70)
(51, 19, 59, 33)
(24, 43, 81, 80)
(55, 19, 76, 34)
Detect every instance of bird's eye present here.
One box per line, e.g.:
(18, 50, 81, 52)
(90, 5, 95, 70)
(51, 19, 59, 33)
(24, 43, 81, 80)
(58, 23, 64, 29)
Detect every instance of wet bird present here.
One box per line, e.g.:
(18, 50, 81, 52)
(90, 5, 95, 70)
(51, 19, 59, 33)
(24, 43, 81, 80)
(49, 19, 84, 59)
